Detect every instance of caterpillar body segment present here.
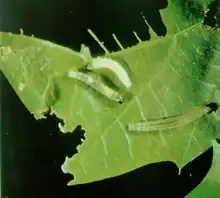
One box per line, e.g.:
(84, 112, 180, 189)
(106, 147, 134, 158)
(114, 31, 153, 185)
(84, 57, 132, 88)
(68, 70, 124, 104)
(128, 104, 218, 132)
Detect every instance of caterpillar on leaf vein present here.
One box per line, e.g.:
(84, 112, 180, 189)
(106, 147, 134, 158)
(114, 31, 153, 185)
(68, 70, 124, 104)
(128, 103, 218, 132)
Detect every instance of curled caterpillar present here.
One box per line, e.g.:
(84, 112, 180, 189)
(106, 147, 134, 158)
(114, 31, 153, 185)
(85, 57, 132, 88)
(68, 70, 124, 104)
(128, 103, 218, 132)
(79, 44, 131, 88)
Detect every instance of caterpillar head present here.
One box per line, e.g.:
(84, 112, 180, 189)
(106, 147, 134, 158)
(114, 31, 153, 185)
(116, 95, 124, 104)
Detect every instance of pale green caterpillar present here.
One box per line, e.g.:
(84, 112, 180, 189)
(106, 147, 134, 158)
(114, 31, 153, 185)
(80, 44, 132, 88)
(128, 103, 218, 132)
(87, 57, 132, 88)
(68, 70, 124, 103)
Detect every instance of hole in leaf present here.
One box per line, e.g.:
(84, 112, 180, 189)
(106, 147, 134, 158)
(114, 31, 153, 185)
(204, 0, 220, 28)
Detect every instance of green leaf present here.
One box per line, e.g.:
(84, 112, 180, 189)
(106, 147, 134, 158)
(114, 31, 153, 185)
(1, 0, 220, 186)
(187, 140, 220, 197)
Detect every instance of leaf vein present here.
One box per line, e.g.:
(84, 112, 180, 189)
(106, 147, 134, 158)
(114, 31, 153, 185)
(117, 120, 133, 158)
(134, 96, 146, 121)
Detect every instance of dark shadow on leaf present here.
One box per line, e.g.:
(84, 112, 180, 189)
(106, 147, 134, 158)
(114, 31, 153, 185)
(198, 39, 216, 81)
(178, 0, 205, 21)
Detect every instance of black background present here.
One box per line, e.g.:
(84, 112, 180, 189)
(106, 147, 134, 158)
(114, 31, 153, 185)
(1, 0, 220, 197)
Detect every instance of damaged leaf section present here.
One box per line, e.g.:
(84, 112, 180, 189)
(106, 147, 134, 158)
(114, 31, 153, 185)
(0, 32, 85, 123)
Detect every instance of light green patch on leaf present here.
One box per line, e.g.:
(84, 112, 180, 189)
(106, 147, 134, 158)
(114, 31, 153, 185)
(187, 141, 220, 197)
(1, 0, 220, 186)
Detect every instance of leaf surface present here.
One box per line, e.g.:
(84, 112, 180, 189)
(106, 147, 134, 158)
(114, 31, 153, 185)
(1, 0, 220, 185)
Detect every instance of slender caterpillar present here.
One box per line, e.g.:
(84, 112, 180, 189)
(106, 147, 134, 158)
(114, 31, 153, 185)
(128, 103, 218, 132)
(68, 70, 124, 103)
